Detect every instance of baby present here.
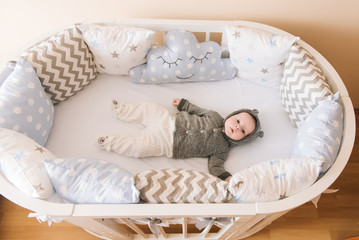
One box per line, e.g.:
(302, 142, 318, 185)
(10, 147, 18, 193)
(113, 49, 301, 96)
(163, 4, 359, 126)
(97, 98, 263, 182)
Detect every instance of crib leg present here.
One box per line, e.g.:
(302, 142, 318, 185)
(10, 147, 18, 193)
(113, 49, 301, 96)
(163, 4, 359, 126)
(236, 210, 290, 239)
(120, 218, 148, 239)
(201, 221, 214, 238)
(217, 215, 266, 240)
(182, 217, 188, 239)
(64, 217, 132, 240)
(157, 225, 168, 239)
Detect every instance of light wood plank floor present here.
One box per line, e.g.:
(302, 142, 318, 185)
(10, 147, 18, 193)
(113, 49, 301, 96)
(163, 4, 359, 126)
(1, 110, 358, 240)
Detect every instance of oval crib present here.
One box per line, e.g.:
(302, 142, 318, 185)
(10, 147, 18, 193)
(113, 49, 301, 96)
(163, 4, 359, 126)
(0, 19, 356, 240)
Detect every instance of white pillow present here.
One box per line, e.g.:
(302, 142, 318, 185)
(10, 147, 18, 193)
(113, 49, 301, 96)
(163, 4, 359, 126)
(43, 157, 140, 204)
(0, 128, 55, 198)
(226, 26, 298, 88)
(77, 24, 154, 75)
(291, 92, 343, 174)
(228, 158, 322, 202)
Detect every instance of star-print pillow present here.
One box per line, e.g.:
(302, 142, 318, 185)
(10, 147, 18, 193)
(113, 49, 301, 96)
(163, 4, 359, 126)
(228, 158, 322, 202)
(77, 24, 154, 75)
(291, 92, 343, 174)
(226, 26, 299, 89)
(0, 60, 54, 146)
(129, 30, 237, 84)
(0, 128, 55, 198)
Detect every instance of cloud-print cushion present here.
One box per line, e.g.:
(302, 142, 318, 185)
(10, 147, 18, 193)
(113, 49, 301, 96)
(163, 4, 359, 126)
(130, 30, 237, 84)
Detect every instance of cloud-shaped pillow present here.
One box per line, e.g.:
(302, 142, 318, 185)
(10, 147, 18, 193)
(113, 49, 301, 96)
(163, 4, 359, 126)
(130, 30, 237, 84)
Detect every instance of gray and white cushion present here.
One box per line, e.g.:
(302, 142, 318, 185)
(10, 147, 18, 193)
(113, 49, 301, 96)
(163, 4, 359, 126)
(20, 25, 97, 104)
(134, 169, 231, 203)
(280, 43, 333, 128)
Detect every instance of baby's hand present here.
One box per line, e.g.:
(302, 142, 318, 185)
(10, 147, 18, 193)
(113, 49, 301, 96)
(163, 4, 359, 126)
(172, 98, 181, 106)
(225, 176, 232, 182)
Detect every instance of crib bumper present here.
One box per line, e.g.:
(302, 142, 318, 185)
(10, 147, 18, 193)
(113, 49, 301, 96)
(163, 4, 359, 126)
(0, 18, 356, 240)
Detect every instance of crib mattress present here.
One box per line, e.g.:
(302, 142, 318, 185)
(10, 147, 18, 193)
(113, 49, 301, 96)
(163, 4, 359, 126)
(45, 75, 297, 176)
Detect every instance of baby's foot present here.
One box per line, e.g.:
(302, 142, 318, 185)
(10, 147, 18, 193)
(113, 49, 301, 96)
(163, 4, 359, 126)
(97, 136, 114, 151)
(109, 99, 125, 118)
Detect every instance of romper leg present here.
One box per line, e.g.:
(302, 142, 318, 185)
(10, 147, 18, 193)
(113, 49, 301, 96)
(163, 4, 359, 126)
(109, 100, 170, 126)
(98, 101, 175, 157)
(97, 125, 172, 158)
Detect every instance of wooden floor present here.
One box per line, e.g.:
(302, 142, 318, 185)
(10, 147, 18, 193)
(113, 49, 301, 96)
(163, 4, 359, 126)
(0, 111, 358, 240)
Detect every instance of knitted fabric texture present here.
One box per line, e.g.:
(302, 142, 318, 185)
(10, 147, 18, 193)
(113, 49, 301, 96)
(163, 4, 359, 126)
(104, 101, 175, 157)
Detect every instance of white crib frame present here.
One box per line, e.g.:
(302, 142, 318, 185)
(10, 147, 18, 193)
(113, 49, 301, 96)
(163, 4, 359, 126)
(0, 19, 356, 240)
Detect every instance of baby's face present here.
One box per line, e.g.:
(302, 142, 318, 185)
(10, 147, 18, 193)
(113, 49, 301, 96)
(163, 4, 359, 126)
(224, 112, 256, 141)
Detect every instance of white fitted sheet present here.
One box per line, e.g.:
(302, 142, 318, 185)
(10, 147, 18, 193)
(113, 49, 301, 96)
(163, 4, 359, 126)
(45, 75, 297, 176)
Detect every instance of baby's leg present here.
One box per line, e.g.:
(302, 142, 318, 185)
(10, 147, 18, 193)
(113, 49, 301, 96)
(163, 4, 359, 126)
(97, 128, 172, 158)
(110, 100, 170, 125)
(109, 99, 142, 123)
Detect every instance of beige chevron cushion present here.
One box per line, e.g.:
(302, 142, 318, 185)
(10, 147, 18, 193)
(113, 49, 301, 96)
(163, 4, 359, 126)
(20, 26, 97, 104)
(280, 43, 333, 128)
(134, 169, 231, 203)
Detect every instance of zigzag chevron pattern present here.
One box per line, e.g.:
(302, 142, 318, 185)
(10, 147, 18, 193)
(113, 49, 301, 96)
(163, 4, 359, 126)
(280, 43, 333, 128)
(134, 169, 231, 203)
(20, 26, 97, 104)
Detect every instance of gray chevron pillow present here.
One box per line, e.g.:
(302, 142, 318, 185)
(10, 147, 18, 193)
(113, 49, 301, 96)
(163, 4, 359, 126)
(19, 26, 97, 104)
(134, 169, 231, 203)
(280, 43, 333, 128)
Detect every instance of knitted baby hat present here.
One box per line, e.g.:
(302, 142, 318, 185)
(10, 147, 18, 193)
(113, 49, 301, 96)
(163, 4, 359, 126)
(223, 109, 264, 146)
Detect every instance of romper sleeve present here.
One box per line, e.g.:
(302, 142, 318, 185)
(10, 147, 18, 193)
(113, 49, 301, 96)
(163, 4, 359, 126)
(208, 152, 232, 180)
(177, 98, 213, 116)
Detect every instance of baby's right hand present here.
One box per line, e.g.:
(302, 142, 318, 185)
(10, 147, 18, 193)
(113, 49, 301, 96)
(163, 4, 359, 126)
(172, 98, 181, 106)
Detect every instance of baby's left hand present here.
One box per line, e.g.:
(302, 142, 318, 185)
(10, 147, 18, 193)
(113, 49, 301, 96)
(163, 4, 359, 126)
(172, 98, 181, 106)
(225, 176, 232, 182)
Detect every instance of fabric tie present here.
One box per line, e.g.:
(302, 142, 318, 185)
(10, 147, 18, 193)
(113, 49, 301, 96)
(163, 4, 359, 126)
(131, 218, 169, 238)
(195, 217, 232, 230)
(28, 212, 63, 226)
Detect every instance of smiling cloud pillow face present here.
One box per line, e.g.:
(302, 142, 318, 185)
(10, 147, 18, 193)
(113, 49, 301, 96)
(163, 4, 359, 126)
(130, 30, 237, 84)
